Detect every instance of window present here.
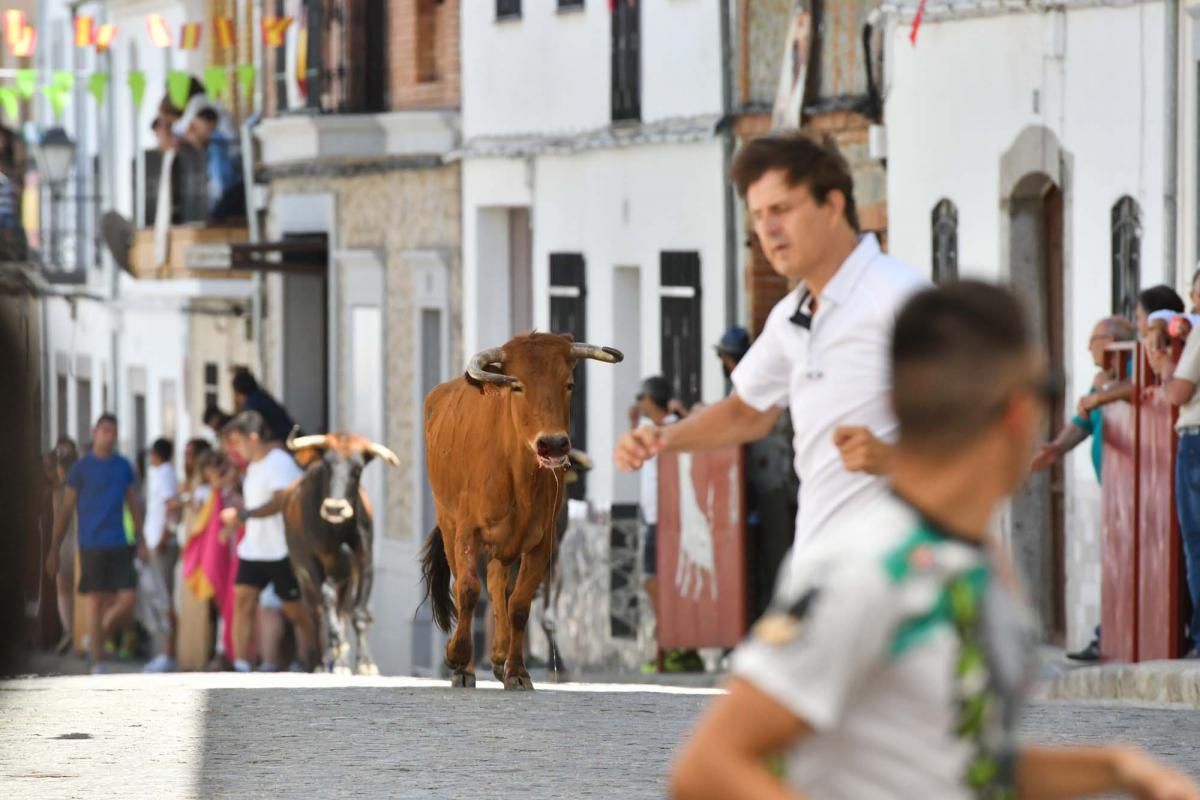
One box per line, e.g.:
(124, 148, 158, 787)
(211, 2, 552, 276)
(612, 0, 641, 121)
(416, 0, 439, 83)
(559, 0, 585, 8)
(549, 253, 588, 499)
(204, 362, 219, 412)
(931, 199, 958, 285)
(497, 0, 521, 20)
(1111, 196, 1141, 320)
(660, 252, 702, 408)
(76, 378, 92, 446)
(56, 374, 68, 443)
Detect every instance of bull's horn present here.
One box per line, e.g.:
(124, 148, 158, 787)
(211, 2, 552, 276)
(466, 347, 518, 385)
(367, 442, 401, 467)
(571, 343, 624, 364)
(286, 427, 329, 451)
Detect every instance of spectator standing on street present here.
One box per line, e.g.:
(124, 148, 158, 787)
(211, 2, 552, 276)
(143, 438, 180, 673)
(671, 281, 1200, 800)
(49, 444, 79, 655)
(218, 411, 316, 671)
(231, 370, 296, 444)
(1031, 316, 1136, 661)
(45, 414, 147, 673)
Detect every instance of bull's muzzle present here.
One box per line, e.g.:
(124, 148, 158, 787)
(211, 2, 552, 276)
(320, 498, 355, 524)
(534, 434, 571, 469)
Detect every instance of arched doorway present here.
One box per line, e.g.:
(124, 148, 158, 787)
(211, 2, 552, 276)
(1008, 172, 1066, 640)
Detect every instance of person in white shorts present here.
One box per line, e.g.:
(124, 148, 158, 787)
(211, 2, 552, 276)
(670, 282, 1199, 800)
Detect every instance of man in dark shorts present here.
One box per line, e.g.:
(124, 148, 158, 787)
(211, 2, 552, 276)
(219, 410, 317, 672)
(46, 413, 147, 673)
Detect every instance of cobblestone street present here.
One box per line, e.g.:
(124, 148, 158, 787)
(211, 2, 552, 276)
(2, 672, 1199, 799)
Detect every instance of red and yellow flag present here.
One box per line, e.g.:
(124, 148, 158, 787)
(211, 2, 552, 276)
(295, 24, 308, 95)
(146, 14, 171, 48)
(95, 23, 116, 54)
(214, 16, 235, 50)
(6, 11, 35, 58)
(261, 16, 292, 48)
(179, 22, 202, 51)
(74, 15, 94, 47)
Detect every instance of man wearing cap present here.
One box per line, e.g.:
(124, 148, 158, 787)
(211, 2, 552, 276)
(616, 132, 926, 594)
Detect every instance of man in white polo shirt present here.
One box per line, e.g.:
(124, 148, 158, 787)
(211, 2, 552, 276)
(615, 131, 926, 592)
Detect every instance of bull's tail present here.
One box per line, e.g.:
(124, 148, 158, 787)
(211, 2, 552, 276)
(419, 526, 456, 633)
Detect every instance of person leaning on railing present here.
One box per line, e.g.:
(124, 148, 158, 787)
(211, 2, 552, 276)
(1154, 310, 1200, 660)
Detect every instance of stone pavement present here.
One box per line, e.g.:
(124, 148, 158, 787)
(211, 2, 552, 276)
(3, 672, 1200, 799)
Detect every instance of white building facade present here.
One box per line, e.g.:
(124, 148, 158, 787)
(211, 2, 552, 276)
(882, 0, 1176, 648)
(460, 0, 737, 511)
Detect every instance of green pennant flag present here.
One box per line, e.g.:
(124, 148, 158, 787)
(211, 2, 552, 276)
(0, 88, 17, 123)
(45, 86, 69, 120)
(128, 70, 147, 109)
(167, 70, 191, 110)
(203, 66, 229, 105)
(14, 69, 35, 100)
(88, 73, 109, 106)
(53, 71, 74, 91)
(237, 64, 256, 103)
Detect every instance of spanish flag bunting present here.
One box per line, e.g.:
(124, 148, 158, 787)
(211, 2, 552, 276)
(295, 24, 308, 96)
(10, 25, 34, 58)
(74, 15, 95, 47)
(146, 14, 171, 48)
(261, 17, 292, 48)
(7, 11, 35, 57)
(179, 22, 202, 51)
(214, 16, 235, 49)
(95, 23, 116, 54)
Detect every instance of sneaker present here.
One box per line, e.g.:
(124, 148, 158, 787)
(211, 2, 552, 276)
(257, 662, 279, 673)
(288, 660, 308, 673)
(1067, 640, 1101, 662)
(1184, 648, 1200, 660)
(143, 654, 176, 673)
(89, 663, 107, 675)
(233, 659, 253, 673)
(663, 649, 706, 673)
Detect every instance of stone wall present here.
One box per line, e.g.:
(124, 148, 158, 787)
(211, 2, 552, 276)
(267, 163, 462, 542)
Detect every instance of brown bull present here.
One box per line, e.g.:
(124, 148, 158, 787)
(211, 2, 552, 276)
(283, 429, 400, 674)
(420, 332, 622, 690)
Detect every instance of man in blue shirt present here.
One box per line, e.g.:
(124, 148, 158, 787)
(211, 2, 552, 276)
(1031, 316, 1135, 660)
(46, 413, 147, 673)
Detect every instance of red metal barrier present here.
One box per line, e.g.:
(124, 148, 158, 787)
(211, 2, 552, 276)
(655, 447, 747, 651)
(1101, 341, 1190, 662)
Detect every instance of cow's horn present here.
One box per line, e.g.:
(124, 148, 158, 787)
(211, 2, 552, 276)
(286, 427, 329, 451)
(571, 343, 624, 364)
(466, 347, 518, 385)
(367, 442, 401, 467)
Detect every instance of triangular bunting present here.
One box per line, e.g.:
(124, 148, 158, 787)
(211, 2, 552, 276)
(127, 70, 147, 109)
(88, 72, 109, 105)
(204, 66, 230, 105)
(14, 69, 35, 100)
(167, 70, 191, 110)
(0, 88, 18, 123)
(237, 64, 256, 102)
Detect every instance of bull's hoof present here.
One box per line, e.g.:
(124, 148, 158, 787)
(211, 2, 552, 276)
(504, 674, 535, 691)
(450, 671, 476, 689)
(356, 662, 379, 677)
(492, 661, 505, 682)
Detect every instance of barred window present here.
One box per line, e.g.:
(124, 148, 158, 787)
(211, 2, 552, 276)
(1111, 196, 1141, 320)
(931, 199, 958, 284)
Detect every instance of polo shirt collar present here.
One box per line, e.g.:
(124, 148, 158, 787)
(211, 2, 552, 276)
(814, 233, 881, 307)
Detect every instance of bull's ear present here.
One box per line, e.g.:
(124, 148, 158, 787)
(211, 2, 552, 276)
(292, 447, 321, 468)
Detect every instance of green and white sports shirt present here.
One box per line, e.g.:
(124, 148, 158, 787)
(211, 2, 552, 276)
(733, 493, 1038, 800)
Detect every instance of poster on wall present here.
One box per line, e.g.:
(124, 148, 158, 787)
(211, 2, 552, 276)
(771, 1, 812, 131)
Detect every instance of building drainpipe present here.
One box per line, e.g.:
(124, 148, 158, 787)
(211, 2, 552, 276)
(1167, 0, 1180, 287)
(719, 0, 738, 329)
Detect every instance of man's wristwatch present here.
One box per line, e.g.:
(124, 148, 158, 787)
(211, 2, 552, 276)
(237, 507, 250, 522)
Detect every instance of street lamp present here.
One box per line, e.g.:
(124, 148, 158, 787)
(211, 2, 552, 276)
(33, 127, 76, 275)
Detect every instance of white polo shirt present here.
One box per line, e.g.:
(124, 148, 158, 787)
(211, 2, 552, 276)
(731, 234, 927, 587)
